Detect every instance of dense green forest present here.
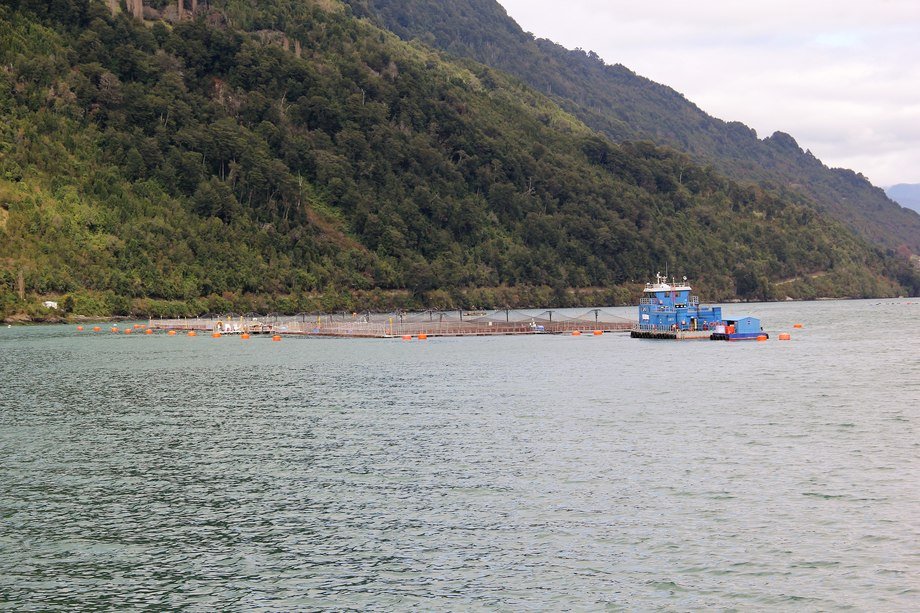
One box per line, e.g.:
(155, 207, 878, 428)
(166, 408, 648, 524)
(0, 0, 916, 321)
(351, 0, 920, 254)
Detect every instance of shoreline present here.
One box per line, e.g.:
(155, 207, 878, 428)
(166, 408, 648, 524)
(4, 295, 914, 326)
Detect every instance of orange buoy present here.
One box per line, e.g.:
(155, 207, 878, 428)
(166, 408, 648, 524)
(93, 326, 101, 332)
(793, 323, 803, 329)
(110, 327, 119, 333)
(145, 328, 153, 335)
(167, 330, 177, 336)
(187, 331, 196, 337)
(76, 325, 84, 331)
(572, 330, 582, 336)
(593, 330, 603, 336)
(778, 333, 791, 341)
(402, 335, 412, 341)
(272, 335, 282, 342)
(133, 324, 142, 329)
(212, 332, 221, 338)
(418, 333, 428, 340)
(124, 328, 132, 334)
(756, 335, 768, 342)
(241, 333, 250, 340)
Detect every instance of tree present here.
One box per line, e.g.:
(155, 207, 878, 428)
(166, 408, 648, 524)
(193, 177, 239, 222)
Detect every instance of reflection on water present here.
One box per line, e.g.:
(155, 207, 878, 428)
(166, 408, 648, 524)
(1, 299, 918, 609)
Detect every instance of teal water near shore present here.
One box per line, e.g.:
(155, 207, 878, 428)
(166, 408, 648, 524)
(1, 299, 918, 609)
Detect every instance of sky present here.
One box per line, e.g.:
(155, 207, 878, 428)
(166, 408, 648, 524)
(496, 0, 920, 187)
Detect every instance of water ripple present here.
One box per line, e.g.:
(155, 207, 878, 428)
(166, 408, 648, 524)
(1, 300, 918, 609)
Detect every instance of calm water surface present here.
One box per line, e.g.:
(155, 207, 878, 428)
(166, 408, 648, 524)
(1, 300, 918, 610)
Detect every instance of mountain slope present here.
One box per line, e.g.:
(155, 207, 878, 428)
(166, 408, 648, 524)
(0, 0, 916, 319)
(349, 0, 920, 253)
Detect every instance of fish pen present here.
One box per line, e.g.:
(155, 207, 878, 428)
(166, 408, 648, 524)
(149, 309, 634, 338)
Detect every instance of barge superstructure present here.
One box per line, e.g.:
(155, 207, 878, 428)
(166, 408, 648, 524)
(631, 273, 767, 341)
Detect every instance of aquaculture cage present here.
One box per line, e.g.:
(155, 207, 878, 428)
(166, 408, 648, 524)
(150, 308, 633, 338)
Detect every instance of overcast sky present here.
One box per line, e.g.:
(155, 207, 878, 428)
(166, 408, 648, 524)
(496, 0, 920, 187)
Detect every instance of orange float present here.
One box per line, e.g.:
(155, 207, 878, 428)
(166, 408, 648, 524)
(402, 335, 412, 341)
(756, 335, 768, 342)
(418, 333, 428, 340)
(76, 325, 84, 331)
(271, 335, 282, 342)
(572, 330, 582, 336)
(167, 330, 177, 336)
(778, 333, 791, 341)
(793, 323, 804, 329)
(593, 330, 603, 336)
(241, 333, 250, 340)
(212, 332, 221, 338)
(92, 326, 101, 332)
(187, 331, 197, 337)
(144, 329, 153, 335)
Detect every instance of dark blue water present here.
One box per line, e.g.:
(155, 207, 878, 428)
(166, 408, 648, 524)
(1, 300, 918, 609)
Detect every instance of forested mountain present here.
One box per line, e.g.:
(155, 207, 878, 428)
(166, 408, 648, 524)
(349, 0, 920, 254)
(0, 0, 916, 320)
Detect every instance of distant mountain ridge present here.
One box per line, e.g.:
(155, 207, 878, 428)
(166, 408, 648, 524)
(886, 184, 920, 214)
(348, 0, 920, 253)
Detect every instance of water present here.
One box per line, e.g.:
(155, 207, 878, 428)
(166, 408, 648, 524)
(1, 300, 918, 610)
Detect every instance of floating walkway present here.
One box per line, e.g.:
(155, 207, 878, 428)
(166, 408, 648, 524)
(149, 309, 634, 339)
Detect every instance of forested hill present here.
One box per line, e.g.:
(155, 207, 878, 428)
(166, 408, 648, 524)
(349, 0, 920, 254)
(0, 0, 916, 320)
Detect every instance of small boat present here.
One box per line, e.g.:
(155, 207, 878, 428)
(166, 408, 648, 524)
(214, 320, 244, 334)
(631, 273, 767, 341)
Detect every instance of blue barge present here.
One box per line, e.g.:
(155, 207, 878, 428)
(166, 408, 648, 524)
(630, 274, 767, 341)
